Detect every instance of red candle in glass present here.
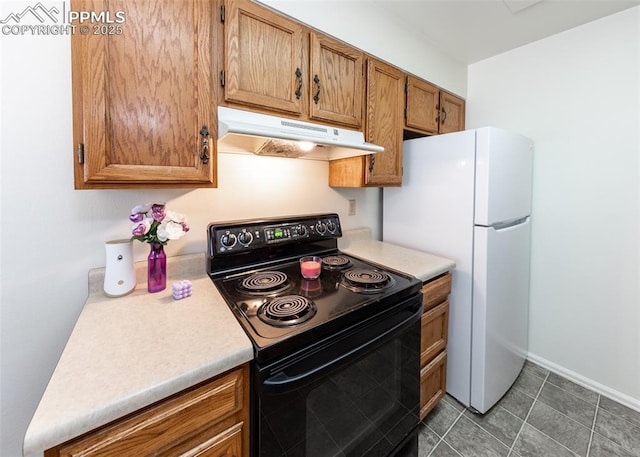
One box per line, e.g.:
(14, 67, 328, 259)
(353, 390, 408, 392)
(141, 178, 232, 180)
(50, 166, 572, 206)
(300, 256, 322, 279)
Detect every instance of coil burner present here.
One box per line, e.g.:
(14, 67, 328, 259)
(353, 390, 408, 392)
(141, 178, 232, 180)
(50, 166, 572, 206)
(258, 295, 317, 327)
(341, 268, 396, 294)
(239, 271, 290, 295)
(322, 255, 353, 271)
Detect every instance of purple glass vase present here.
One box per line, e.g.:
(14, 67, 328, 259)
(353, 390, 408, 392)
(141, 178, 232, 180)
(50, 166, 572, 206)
(147, 243, 167, 293)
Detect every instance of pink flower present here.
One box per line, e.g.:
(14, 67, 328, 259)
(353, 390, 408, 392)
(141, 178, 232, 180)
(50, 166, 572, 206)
(129, 212, 144, 223)
(131, 219, 151, 236)
(151, 204, 166, 222)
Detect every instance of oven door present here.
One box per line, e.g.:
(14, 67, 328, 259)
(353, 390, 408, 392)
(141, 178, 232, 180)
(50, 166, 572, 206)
(253, 294, 421, 457)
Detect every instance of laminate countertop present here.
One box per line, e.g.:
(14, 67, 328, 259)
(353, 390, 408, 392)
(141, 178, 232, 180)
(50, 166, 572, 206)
(23, 253, 253, 457)
(339, 228, 456, 282)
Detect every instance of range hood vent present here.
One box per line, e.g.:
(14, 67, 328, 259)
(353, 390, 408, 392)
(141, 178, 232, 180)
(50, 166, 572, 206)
(217, 106, 383, 161)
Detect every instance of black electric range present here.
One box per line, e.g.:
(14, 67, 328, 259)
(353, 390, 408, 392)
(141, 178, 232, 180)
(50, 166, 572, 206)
(207, 213, 423, 457)
(206, 213, 421, 363)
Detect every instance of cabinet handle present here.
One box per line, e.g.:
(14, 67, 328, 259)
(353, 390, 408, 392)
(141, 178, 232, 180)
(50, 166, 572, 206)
(435, 104, 440, 124)
(313, 74, 321, 104)
(368, 154, 375, 174)
(440, 107, 447, 125)
(295, 68, 303, 99)
(199, 125, 210, 164)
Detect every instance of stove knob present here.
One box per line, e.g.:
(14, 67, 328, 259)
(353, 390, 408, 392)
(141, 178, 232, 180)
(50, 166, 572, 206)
(238, 231, 253, 246)
(315, 221, 327, 234)
(326, 220, 337, 233)
(220, 233, 237, 248)
(298, 225, 308, 237)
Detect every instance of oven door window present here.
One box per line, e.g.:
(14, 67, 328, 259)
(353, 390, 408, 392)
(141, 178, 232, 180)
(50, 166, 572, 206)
(257, 314, 420, 457)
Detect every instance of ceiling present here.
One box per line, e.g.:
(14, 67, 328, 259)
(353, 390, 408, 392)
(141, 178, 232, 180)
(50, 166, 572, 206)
(370, 0, 640, 64)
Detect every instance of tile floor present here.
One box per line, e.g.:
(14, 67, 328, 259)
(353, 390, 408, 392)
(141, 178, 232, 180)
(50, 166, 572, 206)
(418, 361, 640, 457)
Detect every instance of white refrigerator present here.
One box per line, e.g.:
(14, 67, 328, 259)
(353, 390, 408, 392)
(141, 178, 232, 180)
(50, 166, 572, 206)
(383, 127, 533, 414)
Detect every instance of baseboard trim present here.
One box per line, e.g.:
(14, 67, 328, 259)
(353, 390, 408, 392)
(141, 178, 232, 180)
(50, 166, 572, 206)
(527, 352, 640, 414)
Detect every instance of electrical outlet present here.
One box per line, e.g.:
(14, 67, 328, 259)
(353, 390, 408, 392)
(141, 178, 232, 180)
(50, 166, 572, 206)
(348, 199, 356, 216)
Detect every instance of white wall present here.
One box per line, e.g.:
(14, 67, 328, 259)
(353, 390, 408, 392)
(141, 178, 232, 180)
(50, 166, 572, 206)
(0, 2, 466, 456)
(467, 7, 640, 408)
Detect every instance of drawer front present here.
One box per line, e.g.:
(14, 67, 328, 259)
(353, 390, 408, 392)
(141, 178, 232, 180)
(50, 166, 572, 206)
(421, 273, 452, 311)
(420, 300, 449, 367)
(174, 422, 243, 457)
(420, 351, 447, 420)
(54, 367, 244, 457)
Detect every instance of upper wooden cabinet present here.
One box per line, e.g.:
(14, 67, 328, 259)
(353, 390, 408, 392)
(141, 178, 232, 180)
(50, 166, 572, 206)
(71, 0, 216, 189)
(222, 0, 305, 115)
(329, 58, 404, 187)
(308, 32, 364, 128)
(221, 0, 363, 129)
(438, 90, 466, 134)
(405, 76, 440, 135)
(405, 75, 466, 136)
(364, 58, 404, 186)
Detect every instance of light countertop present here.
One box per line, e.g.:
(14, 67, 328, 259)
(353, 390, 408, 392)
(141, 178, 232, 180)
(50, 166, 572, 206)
(339, 228, 455, 282)
(23, 253, 253, 457)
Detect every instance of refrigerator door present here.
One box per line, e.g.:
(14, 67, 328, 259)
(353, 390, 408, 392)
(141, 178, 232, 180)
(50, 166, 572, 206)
(475, 127, 533, 226)
(471, 217, 531, 413)
(383, 130, 476, 406)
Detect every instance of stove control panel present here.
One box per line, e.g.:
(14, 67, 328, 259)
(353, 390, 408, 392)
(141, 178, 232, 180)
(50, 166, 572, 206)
(208, 214, 342, 255)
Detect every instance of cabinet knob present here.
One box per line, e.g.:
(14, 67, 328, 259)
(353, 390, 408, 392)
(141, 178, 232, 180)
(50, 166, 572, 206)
(199, 125, 210, 164)
(295, 68, 303, 99)
(313, 74, 321, 104)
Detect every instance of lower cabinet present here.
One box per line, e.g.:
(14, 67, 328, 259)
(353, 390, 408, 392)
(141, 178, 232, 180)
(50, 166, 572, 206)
(45, 364, 250, 457)
(419, 272, 451, 420)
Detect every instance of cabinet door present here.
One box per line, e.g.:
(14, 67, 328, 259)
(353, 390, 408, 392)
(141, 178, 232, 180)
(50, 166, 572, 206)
(309, 32, 364, 128)
(421, 300, 449, 366)
(420, 351, 447, 420)
(223, 0, 304, 115)
(364, 58, 404, 186)
(71, 0, 216, 189)
(405, 76, 439, 135)
(438, 91, 466, 134)
(47, 366, 247, 457)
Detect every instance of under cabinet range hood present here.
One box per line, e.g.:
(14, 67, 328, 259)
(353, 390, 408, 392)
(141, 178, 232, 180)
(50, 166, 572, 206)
(217, 106, 384, 160)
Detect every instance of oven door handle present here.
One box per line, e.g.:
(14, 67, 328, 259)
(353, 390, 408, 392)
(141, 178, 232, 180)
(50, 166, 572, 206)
(262, 307, 420, 393)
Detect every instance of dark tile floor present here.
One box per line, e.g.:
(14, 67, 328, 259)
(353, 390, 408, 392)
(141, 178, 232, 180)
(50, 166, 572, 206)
(418, 361, 640, 457)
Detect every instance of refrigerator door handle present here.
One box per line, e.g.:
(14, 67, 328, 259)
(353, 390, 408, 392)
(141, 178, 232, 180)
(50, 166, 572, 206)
(491, 216, 529, 231)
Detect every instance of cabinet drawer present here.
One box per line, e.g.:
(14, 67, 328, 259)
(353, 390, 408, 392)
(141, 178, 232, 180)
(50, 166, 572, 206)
(420, 351, 447, 421)
(51, 367, 244, 457)
(421, 300, 449, 367)
(167, 422, 243, 457)
(421, 273, 451, 311)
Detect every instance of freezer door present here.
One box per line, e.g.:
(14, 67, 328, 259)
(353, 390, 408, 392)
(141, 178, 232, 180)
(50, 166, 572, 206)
(475, 127, 533, 226)
(471, 217, 531, 413)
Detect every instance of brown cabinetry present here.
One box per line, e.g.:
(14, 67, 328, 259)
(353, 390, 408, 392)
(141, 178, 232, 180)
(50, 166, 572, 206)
(45, 364, 250, 457)
(405, 75, 465, 136)
(329, 58, 404, 187)
(222, 0, 305, 115)
(309, 32, 364, 128)
(221, 0, 363, 129)
(71, 0, 216, 189)
(405, 76, 440, 135)
(438, 90, 466, 134)
(419, 272, 451, 420)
